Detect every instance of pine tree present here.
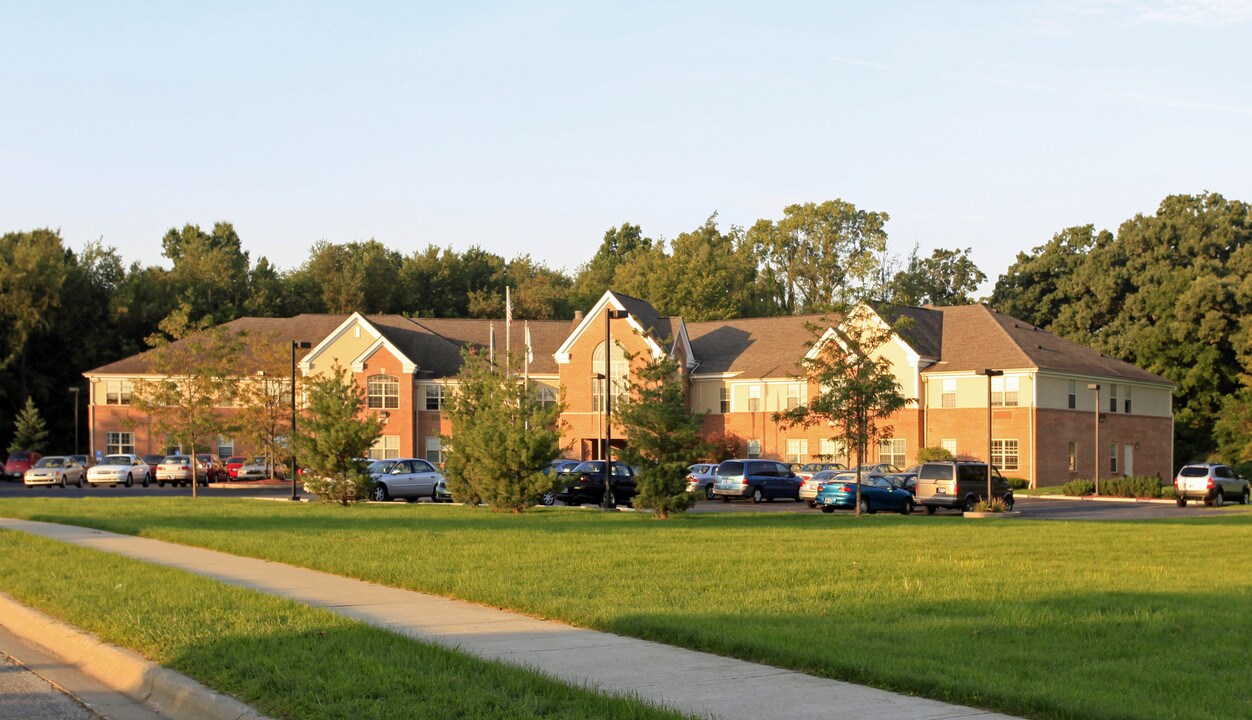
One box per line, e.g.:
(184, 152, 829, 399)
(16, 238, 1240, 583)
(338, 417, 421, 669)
(8, 397, 49, 453)
(442, 348, 563, 513)
(616, 352, 710, 519)
(296, 363, 383, 506)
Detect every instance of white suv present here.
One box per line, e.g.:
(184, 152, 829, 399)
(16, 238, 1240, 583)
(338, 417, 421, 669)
(1173, 464, 1250, 507)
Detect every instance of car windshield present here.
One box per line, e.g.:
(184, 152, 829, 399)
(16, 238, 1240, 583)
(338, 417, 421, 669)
(367, 460, 397, 474)
(196, 455, 212, 462)
(102, 455, 131, 465)
(811, 471, 839, 481)
(227, 457, 247, 464)
(10, 452, 30, 461)
(248, 457, 267, 465)
(34, 457, 67, 468)
(1178, 466, 1210, 477)
(164, 456, 189, 464)
(715, 461, 744, 477)
(573, 461, 605, 473)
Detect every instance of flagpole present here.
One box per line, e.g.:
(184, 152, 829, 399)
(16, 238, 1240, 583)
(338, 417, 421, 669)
(524, 321, 531, 384)
(489, 322, 495, 366)
(505, 287, 512, 372)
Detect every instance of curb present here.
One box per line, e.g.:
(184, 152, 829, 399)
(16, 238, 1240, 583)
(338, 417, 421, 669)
(0, 592, 270, 720)
(1023, 494, 1176, 505)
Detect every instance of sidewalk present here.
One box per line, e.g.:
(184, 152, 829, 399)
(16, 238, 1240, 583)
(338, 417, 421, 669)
(0, 518, 1021, 720)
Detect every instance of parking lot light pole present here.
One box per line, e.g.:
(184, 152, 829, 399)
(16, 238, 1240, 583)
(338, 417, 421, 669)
(291, 340, 312, 501)
(602, 308, 627, 510)
(67, 387, 80, 456)
(1088, 383, 1101, 495)
(983, 369, 1003, 502)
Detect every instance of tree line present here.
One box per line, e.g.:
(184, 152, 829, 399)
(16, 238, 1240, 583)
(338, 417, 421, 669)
(3, 192, 1249, 468)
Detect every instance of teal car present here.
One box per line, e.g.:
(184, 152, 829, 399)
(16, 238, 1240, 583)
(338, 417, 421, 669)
(814, 473, 915, 515)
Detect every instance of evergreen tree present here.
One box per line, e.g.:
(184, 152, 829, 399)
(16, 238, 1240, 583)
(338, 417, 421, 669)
(441, 348, 563, 513)
(616, 352, 710, 519)
(296, 362, 383, 506)
(8, 397, 49, 453)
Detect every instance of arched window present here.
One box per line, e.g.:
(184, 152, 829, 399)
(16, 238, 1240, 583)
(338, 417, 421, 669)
(367, 374, 399, 409)
(591, 341, 629, 412)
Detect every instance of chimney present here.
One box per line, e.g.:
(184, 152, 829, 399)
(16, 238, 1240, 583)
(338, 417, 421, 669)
(573, 310, 585, 322)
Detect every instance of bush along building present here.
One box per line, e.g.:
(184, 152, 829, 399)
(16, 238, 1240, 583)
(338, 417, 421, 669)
(84, 291, 1173, 487)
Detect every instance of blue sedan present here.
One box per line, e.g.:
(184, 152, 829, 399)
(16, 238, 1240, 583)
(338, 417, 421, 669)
(814, 473, 915, 515)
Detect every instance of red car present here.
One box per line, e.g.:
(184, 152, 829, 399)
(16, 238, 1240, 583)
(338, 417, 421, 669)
(224, 456, 248, 479)
(4, 451, 42, 481)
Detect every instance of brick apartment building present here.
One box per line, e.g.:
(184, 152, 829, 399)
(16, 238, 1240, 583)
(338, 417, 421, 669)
(84, 291, 1174, 486)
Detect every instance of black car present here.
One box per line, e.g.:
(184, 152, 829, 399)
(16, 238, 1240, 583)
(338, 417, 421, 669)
(538, 459, 581, 506)
(554, 461, 636, 506)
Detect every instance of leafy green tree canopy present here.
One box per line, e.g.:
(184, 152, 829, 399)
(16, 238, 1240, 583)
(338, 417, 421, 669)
(296, 362, 383, 506)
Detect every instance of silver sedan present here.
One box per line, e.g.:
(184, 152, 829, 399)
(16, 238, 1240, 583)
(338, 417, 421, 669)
(23, 456, 86, 488)
(86, 454, 151, 487)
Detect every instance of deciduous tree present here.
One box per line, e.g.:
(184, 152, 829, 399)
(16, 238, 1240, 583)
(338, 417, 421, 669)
(774, 308, 907, 516)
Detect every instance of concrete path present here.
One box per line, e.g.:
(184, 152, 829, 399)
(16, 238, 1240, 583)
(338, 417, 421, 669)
(0, 518, 1021, 720)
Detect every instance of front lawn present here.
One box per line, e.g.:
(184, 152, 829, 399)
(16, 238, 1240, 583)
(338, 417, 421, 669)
(2, 498, 1249, 720)
(0, 529, 693, 720)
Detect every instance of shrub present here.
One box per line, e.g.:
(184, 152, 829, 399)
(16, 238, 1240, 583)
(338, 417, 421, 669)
(703, 432, 743, 462)
(1101, 475, 1166, 498)
(1005, 477, 1030, 490)
(973, 497, 1010, 512)
(917, 445, 954, 462)
(1062, 478, 1095, 496)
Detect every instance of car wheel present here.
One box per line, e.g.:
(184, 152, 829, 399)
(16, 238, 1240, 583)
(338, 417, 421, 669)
(820, 506, 835, 514)
(372, 484, 390, 502)
(142, 474, 150, 487)
(963, 496, 978, 513)
(60, 475, 66, 488)
(807, 500, 816, 508)
(1176, 496, 1187, 507)
(1242, 488, 1250, 505)
(858, 499, 869, 514)
(704, 485, 714, 501)
(1212, 489, 1224, 507)
(540, 490, 555, 506)
(925, 505, 936, 515)
(1003, 494, 1015, 511)
(563, 500, 578, 506)
(751, 487, 764, 503)
(89, 483, 97, 488)
(902, 498, 914, 515)
(604, 489, 616, 506)
(125, 473, 133, 488)
(76, 474, 83, 488)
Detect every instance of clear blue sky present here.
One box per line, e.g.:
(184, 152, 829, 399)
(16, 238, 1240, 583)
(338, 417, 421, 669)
(2, 1, 1249, 294)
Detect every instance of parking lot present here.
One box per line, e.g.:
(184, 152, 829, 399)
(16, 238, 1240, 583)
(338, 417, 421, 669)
(4, 481, 1244, 521)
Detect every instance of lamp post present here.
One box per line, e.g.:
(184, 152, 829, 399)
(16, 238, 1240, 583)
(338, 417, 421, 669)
(67, 387, 80, 456)
(602, 308, 627, 510)
(982, 369, 1003, 502)
(1087, 383, 1101, 495)
(291, 340, 312, 501)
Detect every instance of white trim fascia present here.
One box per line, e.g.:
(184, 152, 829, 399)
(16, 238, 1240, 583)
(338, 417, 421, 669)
(553, 291, 666, 363)
(300, 312, 377, 372)
(673, 318, 696, 369)
(690, 371, 744, 380)
(351, 338, 418, 375)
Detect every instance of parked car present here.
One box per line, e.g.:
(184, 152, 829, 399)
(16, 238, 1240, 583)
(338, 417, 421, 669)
(224, 456, 248, 479)
(685, 463, 719, 500)
(155, 455, 210, 487)
(24, 456, 86, 488)
(795, 462, 846, 482)
(914, 461, 1014, 514)
(850, 462, 901, 476)
(69, 454, 93, 469)
(539, 459, 581, 505)
(86, 454, 151, 487)
(195, 454, 228, 483)
(815, 473, 915, 514)
(433, 476, 452, 503)
(370, 458, 444, 502)
(1173, 463, 1251, 507)
(711, 459, 801, 503)
(799, 468, 844, 507)
(885, 470, 919, 496)
(4, 451, 42, 481)
(141, 453, 166, 468)
(236, 457, 287, 481)
(555, 461, 637, 506)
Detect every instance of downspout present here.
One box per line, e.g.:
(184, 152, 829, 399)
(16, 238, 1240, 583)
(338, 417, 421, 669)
(1029, 370, 1037, 489)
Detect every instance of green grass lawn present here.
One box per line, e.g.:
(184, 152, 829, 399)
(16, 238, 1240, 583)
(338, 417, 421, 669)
(0, 529, 693, 720)
(2, 498, 1250, 720)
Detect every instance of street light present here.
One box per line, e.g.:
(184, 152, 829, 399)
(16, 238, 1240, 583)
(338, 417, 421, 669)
(291, 340, 313, 501)
(982, 369, 1003, 502)
(602, 308, 627, 510)
(1087, 383, 1101, 495)
(67, 387, 80, 456)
